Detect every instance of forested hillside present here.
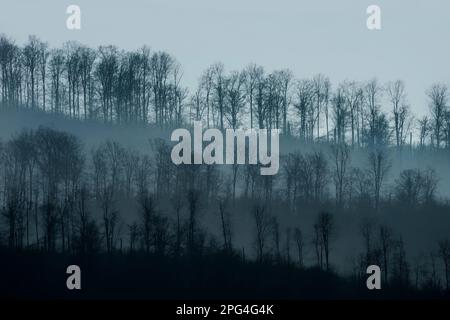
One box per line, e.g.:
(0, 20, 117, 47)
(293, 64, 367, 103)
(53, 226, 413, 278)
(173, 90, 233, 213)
(1, 34, 450, 298)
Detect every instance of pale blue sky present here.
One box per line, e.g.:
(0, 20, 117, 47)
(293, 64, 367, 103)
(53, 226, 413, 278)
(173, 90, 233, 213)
(1, 0, 449, 117)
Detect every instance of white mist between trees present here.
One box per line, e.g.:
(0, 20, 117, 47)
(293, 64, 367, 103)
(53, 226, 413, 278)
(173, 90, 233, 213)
(170, 121, 280, 175)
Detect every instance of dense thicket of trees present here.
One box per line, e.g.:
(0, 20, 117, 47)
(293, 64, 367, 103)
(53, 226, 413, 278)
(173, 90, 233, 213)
(1, 34, 450, 149)
(1, 34, 450, 296)
(0, 126, 448, 294)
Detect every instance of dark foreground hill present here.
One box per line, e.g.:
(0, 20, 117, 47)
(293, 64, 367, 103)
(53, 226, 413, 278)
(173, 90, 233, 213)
(0, 249, 447, 300)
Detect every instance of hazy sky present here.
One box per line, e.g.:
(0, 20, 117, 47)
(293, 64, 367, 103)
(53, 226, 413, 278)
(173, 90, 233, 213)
(1, 0, 449, 117)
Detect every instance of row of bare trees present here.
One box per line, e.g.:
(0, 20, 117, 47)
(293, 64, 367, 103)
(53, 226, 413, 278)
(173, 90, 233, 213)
(282, 143, 438, 211)
(251, 205, 450, 291)
(190, 66, 449, 150)
(356, 220, 450, 291)
(0, 129, 440, 252)
(0, 35, 186, 126)
(1, 34, 450, 149)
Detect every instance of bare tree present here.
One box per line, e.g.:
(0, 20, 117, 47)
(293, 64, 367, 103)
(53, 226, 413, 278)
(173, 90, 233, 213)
(363, 79, 384, 147)
(190, 86, 206, 123)
(38, 40, 49, 111)
(294, 227, 304, 268)
(225, 70, 245, 129)
(79, 46, 96, 119)
(310, 152, 329, 203)
(96, 45, 118, 122)
(343, 81, 363, 146)
(200, 66, 214, 127)
(211, 63, 226, 130)
(64, 41, 82, 118)
(121, 147, 139, 197)
(427, 83, 448, 149)
(187, 189, 200, 254)
(316, 211, 334, 271)
(293, 80, 314, 140)
(138, 190, 155, 254)
(278, 70, 293, 134)
(218, 196, 232, 252)
(254, 67, 267, 129)
(127, 222, 139, 253)
(252, 203, 270, 262)
(438, 239, 450, 291)
(49, 49, 65, 113)
(284, 227, 292, 264)
(378, 224, 393, 284)
(331, 143, 350, 207)
(243, 64, 262, 129)
(73, 184, 100, 256)
(313, 222, 323, 268)
(271, 216, 281, 263)
(360, 217, 375, 266)
(418, 116, 431, 148)
(313, 74, 330, 140)
(283, 153, 302, 209)
(23, 35, 41, 109)
(0, 36, 22, 106)
(391, 237, 409, 287)
(92, 141, 122, 253)
(368, 149, 391, 210)
(387, 80, 412, 148)
(331, 85, 348, 144)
